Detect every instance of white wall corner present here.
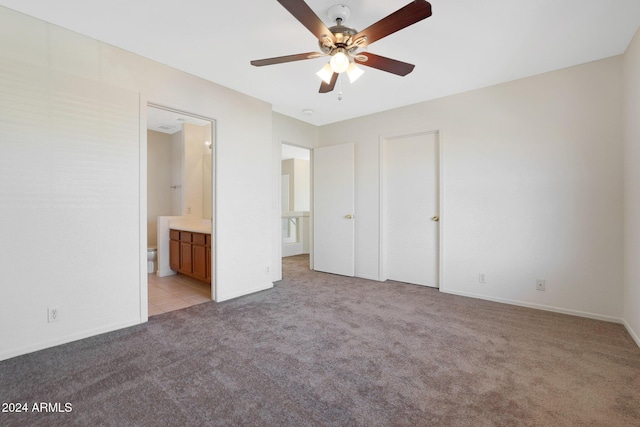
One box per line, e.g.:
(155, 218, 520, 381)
(623, 320, 640, 349)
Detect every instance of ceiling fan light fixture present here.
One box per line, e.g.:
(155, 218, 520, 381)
(347, 62, 364, 83)
(330, 50, 350, 73)
(316, 63, 334, 84)
(250, 0, 432, 94)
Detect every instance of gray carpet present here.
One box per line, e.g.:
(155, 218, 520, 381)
(1, 255, 639, 426)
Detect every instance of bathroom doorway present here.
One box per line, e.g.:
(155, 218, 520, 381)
(146, 105, 216, 316)
(281, 144, 311, 260)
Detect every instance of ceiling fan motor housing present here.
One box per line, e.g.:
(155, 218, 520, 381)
(327, 4, 351, 23)
(319, 5, 359, 55)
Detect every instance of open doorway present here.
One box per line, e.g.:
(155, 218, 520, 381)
(281, 144, 311, 259)
(146, 105, 216, 316)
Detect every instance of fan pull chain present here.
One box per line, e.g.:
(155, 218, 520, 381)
(338, 75, 343, 101)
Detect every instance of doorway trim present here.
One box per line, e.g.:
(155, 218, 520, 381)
(378, 129, 444, 288)
(141, 99, 218, 321)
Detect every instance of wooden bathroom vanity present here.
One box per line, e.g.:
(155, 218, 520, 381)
(169, 229, 211, 283)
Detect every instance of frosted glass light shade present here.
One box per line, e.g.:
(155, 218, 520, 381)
(330, 51, 350, 73)
(316, 63, 334, 84)
(347, 62, 364, 83)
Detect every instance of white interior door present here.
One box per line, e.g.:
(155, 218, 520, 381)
(314, 143, 355, 276)
(384, 132, 439, 287)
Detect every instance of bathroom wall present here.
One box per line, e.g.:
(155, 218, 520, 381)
(170, 130, 183, 215)
(147, 130, 173, 247)
(203, 123, 214, 221)
(149, 124, 205, 248)
(183, 122, 207, 219)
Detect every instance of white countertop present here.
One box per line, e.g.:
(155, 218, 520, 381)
(169, 219, 212, 234)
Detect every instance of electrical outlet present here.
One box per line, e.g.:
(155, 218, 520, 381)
(48, 307, 59, 323)
(479, 273, 486, 284)
(536, 279, 546, 291)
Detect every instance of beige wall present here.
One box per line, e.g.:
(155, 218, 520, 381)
(183, 122, 208, 220)
(319, 56, 624, 321)
(293, 159, 310, 212)
(147, 130, 173, 247)
(623, 27, 640, 346)
(273, 113, 319, 150)
(0, 6, 273, 361)
(282, 158, 310, 212)
(170, 130, 183, 215)
(282, 158, 295, 211)
(1, 3, 636, 361)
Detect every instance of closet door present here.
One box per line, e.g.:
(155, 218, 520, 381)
(313, 143, 355, 276)
(384, 132, 439, 287)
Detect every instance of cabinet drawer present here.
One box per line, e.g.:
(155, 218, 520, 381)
(205, 234, 211, 247)
(192, 233, 206, 246)
(169, 229, 180, 241)
(180, 232, 192, 242)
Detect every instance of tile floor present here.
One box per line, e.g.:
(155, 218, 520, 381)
(148, 273, 212, 317)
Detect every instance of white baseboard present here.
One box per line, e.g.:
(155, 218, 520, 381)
(157, 268, 176, 278)
(282, 243, 304, 257)
(0, 318, 142, 362)
(440, 289, 624, 324)
(623, 319, 640, 349)
(216, 282, 274, 302)
(356, 273, 384, 281)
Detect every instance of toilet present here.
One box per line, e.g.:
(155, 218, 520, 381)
(147, 246, 157, 274)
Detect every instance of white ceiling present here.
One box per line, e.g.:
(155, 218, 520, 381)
(147, 106, 211, 135)
(282, 143, 311, 160)
(2, 0, 639, 126)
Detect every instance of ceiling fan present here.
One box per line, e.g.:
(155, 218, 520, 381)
(250, 0, 433, 93)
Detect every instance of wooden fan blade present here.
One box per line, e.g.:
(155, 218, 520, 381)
(353, 0, 432, 47)
(354, 52, 415, 76)
(251, 52, 323, 67)
(319, 72, 339, 93)
(277, 0, 336, 43)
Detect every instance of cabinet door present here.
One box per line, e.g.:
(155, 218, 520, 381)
(205, 247, 211, 280)
(180, 242, 193, 274)
(192, 244, 207, 281)
(169, 239, 180, 271)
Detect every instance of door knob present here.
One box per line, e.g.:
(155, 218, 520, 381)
(345, 214, 355, 219)
(431, 215, 440, 222)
